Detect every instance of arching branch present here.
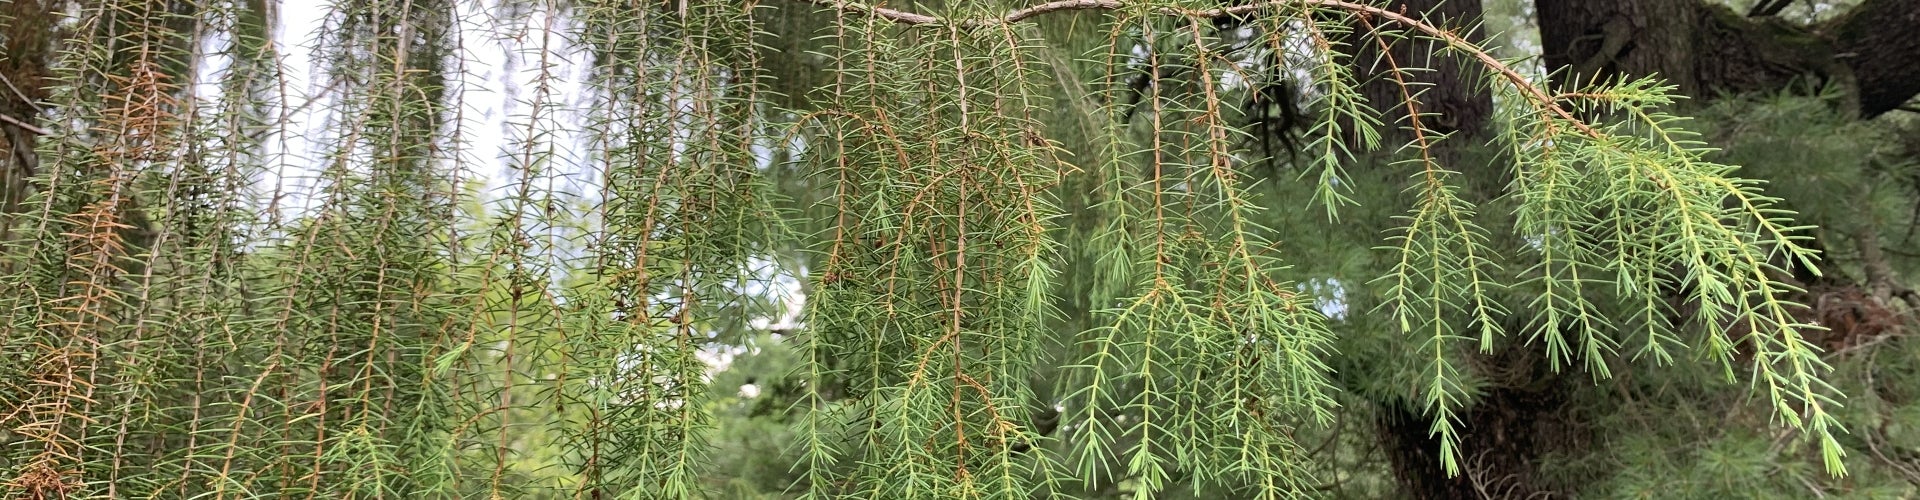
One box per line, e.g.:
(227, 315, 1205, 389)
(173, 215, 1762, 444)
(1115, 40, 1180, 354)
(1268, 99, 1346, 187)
(806, 0, 1599, 137)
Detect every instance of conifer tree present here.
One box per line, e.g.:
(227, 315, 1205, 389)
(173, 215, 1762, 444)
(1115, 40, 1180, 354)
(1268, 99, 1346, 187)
(1, 0, 1914, 498)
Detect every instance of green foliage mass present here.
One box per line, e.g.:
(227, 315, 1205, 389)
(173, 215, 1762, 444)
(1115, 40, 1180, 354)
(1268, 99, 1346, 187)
(0, 0, 1909, 498)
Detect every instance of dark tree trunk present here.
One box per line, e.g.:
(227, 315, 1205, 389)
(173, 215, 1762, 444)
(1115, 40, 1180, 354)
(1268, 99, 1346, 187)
(1379, 345, 1586, 499)
(0, 0, 55, 247)
(1344, 0, 1493, 146)
(1341, 2, 1594, 498)
(1538, 0, 1920, 118)
(1824, 0, 1920, 118)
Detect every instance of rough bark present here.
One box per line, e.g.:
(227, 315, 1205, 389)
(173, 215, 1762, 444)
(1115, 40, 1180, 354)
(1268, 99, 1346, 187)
(0, 0, 55, 246)
(1538, 0, 1920, 118)
(1824, 0, 1920, 118)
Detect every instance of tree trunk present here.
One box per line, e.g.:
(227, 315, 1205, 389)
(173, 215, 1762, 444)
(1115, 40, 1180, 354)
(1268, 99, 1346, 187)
(1823, 0, 1920, 118)
(1379, 345, 1585, 499)
(1538, 0, 1920, 118)
(1344, 0, 1492, 146)
(0, 0, 54, 246)
(1341, 2, 1594, 498)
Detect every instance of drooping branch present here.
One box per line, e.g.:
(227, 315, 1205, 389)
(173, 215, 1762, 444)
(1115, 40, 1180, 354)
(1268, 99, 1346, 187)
(806, 0, 1600, 137)
(802, 0, 1105, 25)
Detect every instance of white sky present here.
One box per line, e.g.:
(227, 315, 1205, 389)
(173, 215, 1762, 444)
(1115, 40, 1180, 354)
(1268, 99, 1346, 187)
(265, 3, 805, 362)
(268, 1, 605, 212)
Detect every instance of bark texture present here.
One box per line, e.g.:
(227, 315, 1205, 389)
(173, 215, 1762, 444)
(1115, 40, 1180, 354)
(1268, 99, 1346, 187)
(1824, 0, 1920, 118)
(0, 0, 55, 245)
(1538, 0, 1920, 118)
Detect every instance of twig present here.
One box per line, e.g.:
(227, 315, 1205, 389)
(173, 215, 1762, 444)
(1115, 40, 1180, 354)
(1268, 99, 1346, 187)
(1748, 0, 1793, 17)
(1823, 328, 1905, 360)
(0, 113, 49, 136)
(805, 0, 1107, 26)
(0, 72, 46, 115)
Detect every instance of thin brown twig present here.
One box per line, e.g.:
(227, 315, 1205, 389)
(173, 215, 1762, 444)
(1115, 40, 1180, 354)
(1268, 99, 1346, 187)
(0, 113, 49, 136)
(0, 72, 46, 115)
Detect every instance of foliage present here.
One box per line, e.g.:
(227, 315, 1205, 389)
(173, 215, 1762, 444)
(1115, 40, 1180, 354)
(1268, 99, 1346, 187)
(0, 0, 1883, 498)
